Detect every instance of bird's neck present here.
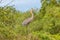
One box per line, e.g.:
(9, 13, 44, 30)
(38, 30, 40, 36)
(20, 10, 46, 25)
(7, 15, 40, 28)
(31, 13, 34, 19)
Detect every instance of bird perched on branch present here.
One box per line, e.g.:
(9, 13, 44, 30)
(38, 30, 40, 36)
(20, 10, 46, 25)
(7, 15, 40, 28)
(22, 8, 34, 26)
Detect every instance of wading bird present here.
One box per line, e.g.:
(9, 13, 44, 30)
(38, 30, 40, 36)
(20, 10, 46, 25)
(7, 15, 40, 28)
(22, 8, 34, 26)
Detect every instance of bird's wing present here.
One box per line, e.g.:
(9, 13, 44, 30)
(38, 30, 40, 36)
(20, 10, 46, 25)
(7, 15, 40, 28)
(22, 18, 32, 25)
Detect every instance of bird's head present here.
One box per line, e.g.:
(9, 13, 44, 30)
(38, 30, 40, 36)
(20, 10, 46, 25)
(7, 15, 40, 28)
(30, 8, 33, 15)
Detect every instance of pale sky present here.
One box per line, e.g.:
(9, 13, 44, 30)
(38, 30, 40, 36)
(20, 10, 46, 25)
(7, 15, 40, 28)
(0, 0, 41, 12)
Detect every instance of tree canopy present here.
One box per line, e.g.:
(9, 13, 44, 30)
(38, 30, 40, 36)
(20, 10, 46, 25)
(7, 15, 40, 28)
(0, 0, 60, 40)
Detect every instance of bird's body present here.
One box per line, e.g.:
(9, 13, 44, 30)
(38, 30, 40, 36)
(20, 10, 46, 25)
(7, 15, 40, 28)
(22, 8, 34, 26)
(22, 17, 33, 26)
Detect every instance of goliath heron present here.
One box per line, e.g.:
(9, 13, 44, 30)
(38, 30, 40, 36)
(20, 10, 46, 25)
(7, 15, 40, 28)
(22, 8, 34, 26)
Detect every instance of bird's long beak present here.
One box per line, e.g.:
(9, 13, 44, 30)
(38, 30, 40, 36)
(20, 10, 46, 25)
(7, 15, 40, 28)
(30, 9, 33, 14)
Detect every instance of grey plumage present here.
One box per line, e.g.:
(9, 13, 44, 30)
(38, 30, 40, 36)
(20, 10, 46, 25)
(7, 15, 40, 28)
(22, 8, 34, 26)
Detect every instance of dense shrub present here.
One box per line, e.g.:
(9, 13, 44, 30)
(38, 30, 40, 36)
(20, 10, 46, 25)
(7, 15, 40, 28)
(0, 0, 60, 40)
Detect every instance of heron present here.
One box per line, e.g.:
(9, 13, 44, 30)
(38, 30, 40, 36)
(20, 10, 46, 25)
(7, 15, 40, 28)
(22, 8, 34, 26)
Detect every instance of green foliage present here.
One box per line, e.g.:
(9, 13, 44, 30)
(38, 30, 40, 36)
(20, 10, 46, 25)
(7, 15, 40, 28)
(0, 0, 60, 40)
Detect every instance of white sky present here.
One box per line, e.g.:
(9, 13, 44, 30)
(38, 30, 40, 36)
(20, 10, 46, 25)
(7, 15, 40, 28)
(0, 0, 41, 12)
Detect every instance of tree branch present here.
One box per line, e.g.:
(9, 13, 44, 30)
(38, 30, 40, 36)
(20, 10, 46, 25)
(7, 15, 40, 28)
(0, 0, 2, 3)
